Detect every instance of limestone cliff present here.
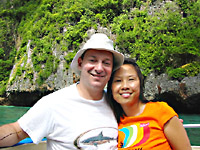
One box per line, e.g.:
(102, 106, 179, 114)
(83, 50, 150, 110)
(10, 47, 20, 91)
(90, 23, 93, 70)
(0, 0, 199, 114)
(144, 73, 200, 113)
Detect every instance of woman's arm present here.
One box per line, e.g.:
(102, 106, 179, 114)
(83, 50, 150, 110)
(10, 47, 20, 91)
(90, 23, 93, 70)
(164, 116, 191, 150)
(0, 122, 28, 147)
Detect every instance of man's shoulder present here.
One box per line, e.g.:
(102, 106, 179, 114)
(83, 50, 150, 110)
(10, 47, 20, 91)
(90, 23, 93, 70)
(41, 84, 77, 100)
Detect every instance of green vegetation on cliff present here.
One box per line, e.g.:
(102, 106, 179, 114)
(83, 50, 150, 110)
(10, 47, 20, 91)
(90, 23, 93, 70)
(0, 0, 200, 96)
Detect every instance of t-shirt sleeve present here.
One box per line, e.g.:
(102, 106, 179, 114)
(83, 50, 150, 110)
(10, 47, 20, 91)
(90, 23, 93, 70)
(18, 97, 54, 144)
(157, 102, 178, 128)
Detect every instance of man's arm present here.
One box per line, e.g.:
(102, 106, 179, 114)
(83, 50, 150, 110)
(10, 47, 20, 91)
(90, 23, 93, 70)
(0, 122, 28, 147)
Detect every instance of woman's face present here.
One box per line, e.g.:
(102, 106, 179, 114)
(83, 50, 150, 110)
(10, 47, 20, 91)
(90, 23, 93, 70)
(111, 64, 140, 106)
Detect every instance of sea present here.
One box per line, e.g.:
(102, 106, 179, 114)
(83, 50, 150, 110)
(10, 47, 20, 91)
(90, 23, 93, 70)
(0, 105, 199, 146)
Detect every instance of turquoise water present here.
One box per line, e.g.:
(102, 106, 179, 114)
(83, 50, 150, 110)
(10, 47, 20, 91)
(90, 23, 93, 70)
(179, 114, 200, 146)
(0, 105, 30, 126)
(0, 106, 199, 146)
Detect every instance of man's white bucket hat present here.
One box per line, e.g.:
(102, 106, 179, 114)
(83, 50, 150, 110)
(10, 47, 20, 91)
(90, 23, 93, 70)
(70, 33, 124, 75)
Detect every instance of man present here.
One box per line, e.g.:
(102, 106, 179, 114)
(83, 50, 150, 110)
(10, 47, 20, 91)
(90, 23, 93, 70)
(0, 33, 124, 150)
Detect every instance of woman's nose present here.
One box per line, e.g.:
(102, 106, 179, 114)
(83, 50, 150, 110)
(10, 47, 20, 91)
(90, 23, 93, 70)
(121, 80, 129, 90)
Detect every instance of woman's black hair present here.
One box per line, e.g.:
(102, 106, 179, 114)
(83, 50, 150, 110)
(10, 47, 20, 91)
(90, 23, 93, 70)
(106, 58, 148, 123)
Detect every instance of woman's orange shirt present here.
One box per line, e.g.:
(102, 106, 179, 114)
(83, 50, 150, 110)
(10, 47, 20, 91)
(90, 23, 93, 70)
(118, 102, 178, 150)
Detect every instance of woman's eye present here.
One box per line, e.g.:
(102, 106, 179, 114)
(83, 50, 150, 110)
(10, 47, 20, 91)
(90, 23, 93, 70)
(129, 78, 136, 81)
(114, 79, 121, 82)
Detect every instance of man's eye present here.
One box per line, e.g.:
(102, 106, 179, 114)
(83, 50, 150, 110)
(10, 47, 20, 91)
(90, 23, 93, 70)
(104, 62, 111, 65)
(89, 59, 95, 62)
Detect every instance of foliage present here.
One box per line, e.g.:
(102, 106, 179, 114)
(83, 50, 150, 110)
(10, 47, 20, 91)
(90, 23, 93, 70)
(168, 61, 200, 79)
(182, 62, 200, 77)
(64, 52, 76, 69)
(0, 0, 200, 96)
(111, 0, 200, 77)
(167, 67, 186, 79)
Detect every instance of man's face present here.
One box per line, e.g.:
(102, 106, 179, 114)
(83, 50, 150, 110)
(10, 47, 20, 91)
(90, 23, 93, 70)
(78, 49, 113, 90)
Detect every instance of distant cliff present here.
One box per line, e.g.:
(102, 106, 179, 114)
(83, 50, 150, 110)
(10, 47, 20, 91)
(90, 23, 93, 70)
(0, 0, 200, 114)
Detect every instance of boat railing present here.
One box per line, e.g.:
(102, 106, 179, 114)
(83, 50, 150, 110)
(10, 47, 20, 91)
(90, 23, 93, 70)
(183, 124, 200, 150)
(183, 124, 200, 128)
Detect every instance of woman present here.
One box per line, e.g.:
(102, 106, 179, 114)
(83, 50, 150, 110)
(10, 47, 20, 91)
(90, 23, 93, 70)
(106, 58, 191, 150)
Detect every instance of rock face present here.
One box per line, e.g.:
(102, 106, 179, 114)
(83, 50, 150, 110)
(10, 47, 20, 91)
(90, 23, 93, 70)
(144, 73, 200, 114)
(1, 27, 199, 113)
(3, 70, 200, 114)
(2, 28, 110, 106)
(4, 68, 76, 106)
(4, 42, 76, 106)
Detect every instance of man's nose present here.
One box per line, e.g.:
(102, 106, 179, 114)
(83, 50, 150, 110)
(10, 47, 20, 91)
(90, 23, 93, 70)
(95, 62, 103, 73)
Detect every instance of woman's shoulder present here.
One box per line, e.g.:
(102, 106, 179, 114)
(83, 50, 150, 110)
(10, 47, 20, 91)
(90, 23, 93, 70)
(147, 101, 177, 117)
(147, 101, 169, 108)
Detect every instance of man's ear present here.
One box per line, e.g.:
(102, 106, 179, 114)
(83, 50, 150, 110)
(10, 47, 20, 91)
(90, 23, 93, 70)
(78, 57, 83, 69)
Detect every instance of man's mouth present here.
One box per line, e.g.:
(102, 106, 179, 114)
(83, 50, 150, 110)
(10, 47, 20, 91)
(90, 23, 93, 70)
(90, 73, 105, 78)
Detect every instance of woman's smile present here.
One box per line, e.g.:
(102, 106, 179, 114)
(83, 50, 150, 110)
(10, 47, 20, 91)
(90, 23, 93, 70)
(120, 92, 132, 98)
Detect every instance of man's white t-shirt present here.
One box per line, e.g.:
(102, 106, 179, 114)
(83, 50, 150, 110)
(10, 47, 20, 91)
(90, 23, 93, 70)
(18, 84, 118, 150)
